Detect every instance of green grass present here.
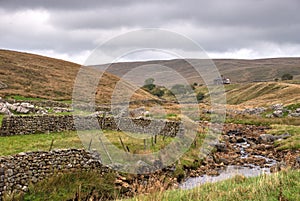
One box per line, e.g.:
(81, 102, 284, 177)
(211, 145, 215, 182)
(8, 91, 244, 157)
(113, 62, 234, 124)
(100, 130, 174, 154)
(4, 170, 120, 201)
(124, 169, 300, 201)
(5, 95, 47, 101)
(0, 131, 83, 156)
(226, 114, 300, 126)
(267, 124, 300, 150)
(0, 130, 187, 157)
(284, 103, 300, 111)
(0, 128, 207, 182)
(0, 114, 4, 126)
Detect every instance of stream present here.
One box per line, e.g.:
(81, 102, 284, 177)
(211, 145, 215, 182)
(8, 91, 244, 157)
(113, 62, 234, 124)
(180, 139, 278, 190)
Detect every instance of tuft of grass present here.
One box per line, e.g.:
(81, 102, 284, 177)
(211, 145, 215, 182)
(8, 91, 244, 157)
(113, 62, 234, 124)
(124, 169, 300, 201)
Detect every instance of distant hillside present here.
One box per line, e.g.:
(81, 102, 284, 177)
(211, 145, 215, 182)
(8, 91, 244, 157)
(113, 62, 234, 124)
(100, 58, 300, 84)
(224, 82, 300, 107)
(0, 49, 157, 104)
(1, 49, 300, 107)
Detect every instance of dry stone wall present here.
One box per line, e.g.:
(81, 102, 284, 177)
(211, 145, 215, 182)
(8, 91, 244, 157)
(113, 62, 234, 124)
(0, 115, 181, 137)
(0, 149, 108, 198)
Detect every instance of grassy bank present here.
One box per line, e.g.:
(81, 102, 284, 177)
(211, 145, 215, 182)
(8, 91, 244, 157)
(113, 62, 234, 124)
(267, 124, 300, 150)
(4, 170, 120, 201)
(124, 169, 300, 201)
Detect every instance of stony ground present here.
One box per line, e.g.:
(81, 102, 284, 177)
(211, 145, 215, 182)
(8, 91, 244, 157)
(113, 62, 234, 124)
(110, 123, 300, 198)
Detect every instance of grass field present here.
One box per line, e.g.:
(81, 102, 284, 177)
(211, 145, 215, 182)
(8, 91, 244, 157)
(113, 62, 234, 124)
(0, 131, 82, 156)
(0, 130, 182, 157)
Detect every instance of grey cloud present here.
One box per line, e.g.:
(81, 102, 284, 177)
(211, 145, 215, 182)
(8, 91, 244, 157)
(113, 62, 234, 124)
(0, 0, 136, 11)
(0, 0, 299, 62)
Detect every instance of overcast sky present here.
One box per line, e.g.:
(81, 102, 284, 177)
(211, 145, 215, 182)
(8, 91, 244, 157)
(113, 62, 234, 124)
(1, 0, 300, 64)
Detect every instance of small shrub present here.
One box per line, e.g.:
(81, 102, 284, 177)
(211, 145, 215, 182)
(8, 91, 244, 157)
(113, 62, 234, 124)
(196, 92, 205, 102)
(151, 87, 165, 97)
(281, 73, 293, 81)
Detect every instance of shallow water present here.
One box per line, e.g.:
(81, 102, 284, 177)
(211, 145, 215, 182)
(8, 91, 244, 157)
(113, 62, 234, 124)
(179, 165, 271, 190)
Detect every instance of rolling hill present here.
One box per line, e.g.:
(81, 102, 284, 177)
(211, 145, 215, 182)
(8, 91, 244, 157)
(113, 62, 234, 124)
(224, 82, 300, 107)
(100, 57, 300, 84)
(1, 49, 300, 107)
(0, 49, 158, 104)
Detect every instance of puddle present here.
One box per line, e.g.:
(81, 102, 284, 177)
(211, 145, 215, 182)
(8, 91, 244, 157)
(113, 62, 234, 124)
(180, 165, 271, 190)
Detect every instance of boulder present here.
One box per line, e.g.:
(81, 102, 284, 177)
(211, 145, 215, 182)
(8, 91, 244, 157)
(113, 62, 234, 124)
(290, 113, 300, 117)
(20, 102, 34, 109)
(296, 108, 300, 113)
(275, 133, 291, 140)
(236, 137, 246, 143)
(258, 134, 275, 143)
(214, 143, 227, 152)
(271, 103, 283, 111)
(0, 103, 12, 115)
(16, 106, 30, 114)
(273, 110, 283, 117)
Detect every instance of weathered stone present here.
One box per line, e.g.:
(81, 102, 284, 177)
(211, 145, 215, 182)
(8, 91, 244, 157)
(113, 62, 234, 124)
(242, 107, 266, 115)
(290, 113, 300, 117)
(236, 137, 246, 143)
(296, 156, 300, 164)
(258, 134, 275, 143)
(7, 169, 13, 177)
(273, 110, 283, 117)
(20, 102, 34, 109)
(265, 114, 273, 118)
(16, 106, 29, 114)
(0, 115, 181, 137)
(214, 143, 227, 152)
(271, 103, 283, 111)
(275, 133, 291, 140)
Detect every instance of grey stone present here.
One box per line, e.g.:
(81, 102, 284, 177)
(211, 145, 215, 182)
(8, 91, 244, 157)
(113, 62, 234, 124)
(296, 108, 300, 113)
(7, 169, 13, 177)
(258, 134, 275, 143)
(243, 107, 266, 115)
(20, 102, 34, 109)
(275, 133, 291, 140)
(16, 106, 30, 114)
(214, 143, 227, 152)
(273, 110, 283, 117)
(271, 103, 283, 110)
(296, 156, 300, 164)
(22, 186, 28, 192)
(290, 113, 300, 117)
